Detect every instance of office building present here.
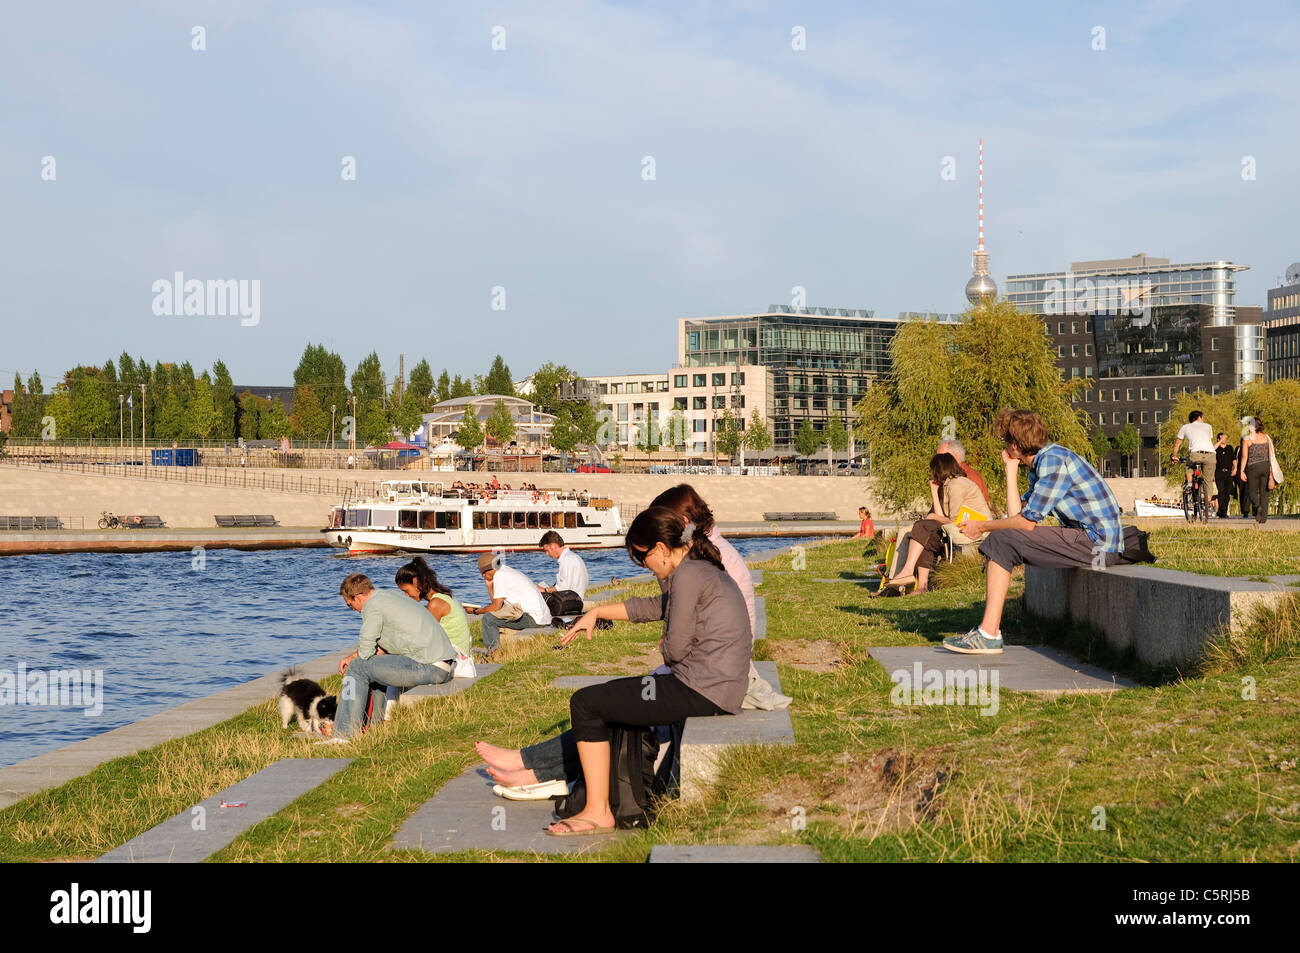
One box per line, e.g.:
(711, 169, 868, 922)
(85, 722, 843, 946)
(1265, 266, 1300, 381)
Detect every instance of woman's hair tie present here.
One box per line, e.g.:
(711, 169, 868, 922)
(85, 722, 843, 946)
(681, 520, 696, 543)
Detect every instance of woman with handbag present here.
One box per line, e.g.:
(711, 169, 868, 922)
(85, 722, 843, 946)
(1239, 418, 1282, 525)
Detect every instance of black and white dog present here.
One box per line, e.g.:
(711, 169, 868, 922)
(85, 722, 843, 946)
(278, 670, 337, 735)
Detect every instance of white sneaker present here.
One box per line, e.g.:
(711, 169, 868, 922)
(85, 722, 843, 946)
(491, 779, 570, 801)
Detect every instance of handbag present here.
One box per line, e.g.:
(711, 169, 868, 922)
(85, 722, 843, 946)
(1268, 438, 1284, 489)
(488, 600, 524, 622)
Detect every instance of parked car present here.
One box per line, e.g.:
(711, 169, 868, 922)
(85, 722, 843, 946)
(577, 463, 612, 473)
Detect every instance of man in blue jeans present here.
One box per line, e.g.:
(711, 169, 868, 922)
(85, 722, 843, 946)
(321, 573, 457, 743)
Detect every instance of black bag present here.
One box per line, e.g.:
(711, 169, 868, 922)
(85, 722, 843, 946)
(543, 589, 585, 618)
(553, 725, 662, 829)
(1118, 526, 1157, 564)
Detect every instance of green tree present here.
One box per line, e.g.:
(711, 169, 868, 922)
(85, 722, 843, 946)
(482, 355, 515, 397)
(19, 371, 46, 440)
(45, 385, 73, 441)
(855, 297, 1089, 510)
(408, 359, 435, 413)
(635, 410, 663, 452)
(293, 344, 349, 427)
(237, 391, 264, 439)
(794, 419, 822, 458)
(290, 384, 329, 441)
(715, 407, 742, 460)
(392, 389, 425, 440)
(825, 412, 849, 470)
(663, 409, 688, 449)
(455, 405, 483, 453)
(1113, 424, 1140, 477)
(262, 397, 291, 440)
(435, 369, 451, 405)
(549, 403, 581, 457)
(486, 399, 516, 447)
(450, 374, 474, 399)
(1089, 427, 1112, 469)
(187, 372, 220, 440)
(528, 362, 574, 415)
(212, 360, 237, 440)
(744, 410, 772, 455)
(70, 369, 112, 439)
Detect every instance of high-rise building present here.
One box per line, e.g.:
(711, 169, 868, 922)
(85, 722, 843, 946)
(1006, 254, 1264, 476)
(1265, 264, 1300, 381)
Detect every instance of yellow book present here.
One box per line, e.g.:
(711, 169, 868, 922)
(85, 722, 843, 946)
(956, 506, 987, 525)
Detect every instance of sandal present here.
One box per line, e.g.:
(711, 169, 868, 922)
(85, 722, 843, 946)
(545, 817, 617, 837)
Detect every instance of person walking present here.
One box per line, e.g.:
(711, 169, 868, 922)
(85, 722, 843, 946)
(1240, 419, 1282, 526)
(1213, 432, 1236, 519)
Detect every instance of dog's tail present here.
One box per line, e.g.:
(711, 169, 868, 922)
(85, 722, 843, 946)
(279, 667, 302, 689)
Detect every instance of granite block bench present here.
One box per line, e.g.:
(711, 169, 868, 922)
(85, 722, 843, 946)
(762, 511, 838, 521)
(1024, 564, 1298, 668)
(398, 663, 502, 704)
(551, 661, 794, 802)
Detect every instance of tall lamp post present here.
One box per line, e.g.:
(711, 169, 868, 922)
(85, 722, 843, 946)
(119, 393, 124, 449)
(140, 383, 147, 467)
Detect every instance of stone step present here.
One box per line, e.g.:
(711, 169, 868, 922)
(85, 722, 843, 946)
(399, 663, 502, 704)
(97, 757, 352, 863)
(866, 645, 1136, 697)
(648, 844, 820, 863)
(753, 596, 767, 639)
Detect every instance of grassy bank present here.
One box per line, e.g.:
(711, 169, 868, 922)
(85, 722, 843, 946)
(3, 534, 1299, 862)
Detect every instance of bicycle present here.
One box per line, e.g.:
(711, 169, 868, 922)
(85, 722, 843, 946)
(1175, 456, 1210, 524)
(98, 511, 120, 529)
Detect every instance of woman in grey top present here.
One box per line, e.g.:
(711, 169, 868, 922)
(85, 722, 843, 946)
(476, 506, 751, 835)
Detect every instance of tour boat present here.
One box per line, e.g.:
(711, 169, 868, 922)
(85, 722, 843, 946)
(322, 481, 625, 554)
(1133, 497, 1185, 518)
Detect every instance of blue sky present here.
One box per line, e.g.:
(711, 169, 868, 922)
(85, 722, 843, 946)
(2, 1, 1297, 388)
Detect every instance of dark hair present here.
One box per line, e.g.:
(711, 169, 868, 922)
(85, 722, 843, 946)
(625, 505, 723, 571)
(395, 556, 453, 599)
(539, 530, 565, 548)
(1217, 432, 1226, 440)
(929, 452, 965, 486)
(648, 484, 715, 537)
(1188, 410, 1203, 423)
(1253, 417, 1266, 435)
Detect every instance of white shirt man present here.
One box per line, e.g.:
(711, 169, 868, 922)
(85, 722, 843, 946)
(540, 532, 589, 599)
(1172, 412, 1216, 471)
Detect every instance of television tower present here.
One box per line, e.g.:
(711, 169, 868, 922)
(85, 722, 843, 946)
(965, 139, 997, 305)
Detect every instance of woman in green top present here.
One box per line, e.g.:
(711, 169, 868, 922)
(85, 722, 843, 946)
(396, 557, 472, 658)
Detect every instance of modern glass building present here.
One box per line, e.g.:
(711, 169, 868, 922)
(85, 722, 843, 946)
(678, 307, 961, 447)
(1265, 274, 1300, 381)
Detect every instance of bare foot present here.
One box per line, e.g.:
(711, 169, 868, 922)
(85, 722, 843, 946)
(487, 765, 540, 787)
(546, 809, 614, 834)
(475, 741, 525, 771)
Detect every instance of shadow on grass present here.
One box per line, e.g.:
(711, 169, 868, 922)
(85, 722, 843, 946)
(837, 604, 974, 644)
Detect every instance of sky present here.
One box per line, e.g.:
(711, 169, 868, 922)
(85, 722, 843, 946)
(2, 0, 1298, 389)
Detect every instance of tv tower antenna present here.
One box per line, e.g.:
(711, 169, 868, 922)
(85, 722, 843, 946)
(965, 138, 997, 305)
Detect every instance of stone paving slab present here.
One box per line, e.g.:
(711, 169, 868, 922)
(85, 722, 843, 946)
(754, 596, 767, 639)
(0, 650, 350, 811)
(750, 570, 763, 585)
(866, 645, 1136, 694)
(389, 765, 623, 856)
(648, 845, 821, 863)
(400, 664, 502, 703)
(97, 757, 352, 863)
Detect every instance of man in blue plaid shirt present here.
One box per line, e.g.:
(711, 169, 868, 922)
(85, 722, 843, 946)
(945, 408, 1151, 655)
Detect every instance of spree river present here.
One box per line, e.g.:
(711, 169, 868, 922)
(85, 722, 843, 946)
(0, 537, 813, 769)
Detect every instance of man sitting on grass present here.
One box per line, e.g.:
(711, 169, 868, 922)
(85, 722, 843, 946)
(947, 408, 1151, 655)
(322, 573, 458, 742)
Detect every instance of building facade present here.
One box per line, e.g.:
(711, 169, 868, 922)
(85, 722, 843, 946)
(1006, 254, 1264, 476)
(421, 394, 556, 449)
(1265, 274, 1300, 381)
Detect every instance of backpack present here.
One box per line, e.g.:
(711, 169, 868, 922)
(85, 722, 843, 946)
(543, 589, 586, 618)
(554, 725, 662, 829)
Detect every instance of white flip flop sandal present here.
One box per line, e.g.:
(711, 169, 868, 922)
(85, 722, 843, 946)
(491, 779, 570, 801)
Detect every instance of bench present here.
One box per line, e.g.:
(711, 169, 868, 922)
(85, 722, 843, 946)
(121, 515, 166, 529)
(214, 514, 279, 528)
(1024, 564, 1298, 668)
(552, 661, 794, 802)
(0, 515, 62, 530)
(762, 511, 838, 521)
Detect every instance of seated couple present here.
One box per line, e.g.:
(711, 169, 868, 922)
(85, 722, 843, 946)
(942, 408, 1154, 655)
(322, 567, 465, 743)
(883, 450, 990, 594)
(466, 532, 591, 658)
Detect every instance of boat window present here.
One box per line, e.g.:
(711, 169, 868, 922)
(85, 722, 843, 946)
(564, 512, 577, 529)
(576, 513, 588, 527)
(527, 512, 538, 530)
(539, 511, 551, 529)
(332, 509, 344, 527)
(513, 512, 526, 529)
(473, 511, 485, 530)
(436, 511, 448, 529)
(399, 510, 418, 529)
(345, 509, 369, 527)
(447, 511, 460, 529)
(422, 511, 438, 530)
(486, 512, 499, 530)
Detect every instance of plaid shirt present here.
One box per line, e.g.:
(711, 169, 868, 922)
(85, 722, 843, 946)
(1020, 443, 1124, 553)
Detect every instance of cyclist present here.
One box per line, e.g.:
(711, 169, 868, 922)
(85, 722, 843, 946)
(1170, 410, 1215, 509)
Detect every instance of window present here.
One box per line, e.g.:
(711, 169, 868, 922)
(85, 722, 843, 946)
(692, 374, 706, 387)
(1071, 322, 1079, 334)
(673, 397, 687, 410)
(731, 372, 745, 385)
(1058, 322, 1066, 334)
(1154, 411, 1162, 422)
(712, 395, 726, 409)
(693, 396, 706, 410)
(1098, 390, 1105, 402)
(712, 373, 726, 387)
(473, 511, 485, 530)
(1212, 385, 1220, 395)
(673, 375, 687, 388)
(1126, 389, 1135, 401)
(692, 419, 707, 433)
(399, 510, 418, 529)
(527, 512, 538, 530)
(1097, 412, 1105, 426)
(1212, 361, 1220, 374)
(1058, 346, 1065, 357)
(1212, 338, 1220, 350)
(1085, 320, 1093, 332)
(1113, 390, 1120, 401)
(1085, 344, 1093, 356)
(1140, 388, 1148, 400)
(1127, 412, 1134, 424)
(1071, 367, 1080, 378)
(1113, 413, 1120, 424)
(732, 395, 746, 408)
(1141, 412, 1148, 424)
(1085, 366, 1093, 378)
(1153, 387, 1161, 400)
(565, 512, 577, 529)
(1072, 344, 1080, 357)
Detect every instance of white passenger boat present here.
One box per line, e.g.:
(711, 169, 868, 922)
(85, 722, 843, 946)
(322, 481, 625, 555)
(1134, 497, 1185, 518)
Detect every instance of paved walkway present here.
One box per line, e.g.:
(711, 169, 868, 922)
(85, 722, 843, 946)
(867, 645, 1136, 695)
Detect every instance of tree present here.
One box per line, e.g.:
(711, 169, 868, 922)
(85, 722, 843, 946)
(455, 405, 483, 453)
(435, 370, 451, 405)
(237, 391, 264, 439)
(450, 374, 475, 399)
(187, 372, 220, 440)
(635, 410, 663, 453)
(293, 344, 349, 426)
(529, 362, 574, 415)
(663, 408, 688, 450)
(69, 368, 112, 439)
(212, 360, 236, 440)
(1089, 427, 1112, 469)
(392, 389, 425, 440)
(486, 399, 516, 447)
(549, 404, 581, 457)
(408, 359, 435, 413)
(715, 407, 742, 460)
(794, 419, 822, 458)
(262, 397, 291, 440)
(290, 385, 329, 441)
(855, 297, 1089, 510)
(745, 410, 772, 455)
(825, 413, 849, 471)
(1113, 424, 1140, 477)
(482, 355, 515, 397)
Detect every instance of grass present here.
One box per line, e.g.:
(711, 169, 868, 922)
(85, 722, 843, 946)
(3, 532, 1300, 862)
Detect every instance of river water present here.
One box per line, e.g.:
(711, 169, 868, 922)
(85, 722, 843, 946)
(0, 537, 812, 769)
